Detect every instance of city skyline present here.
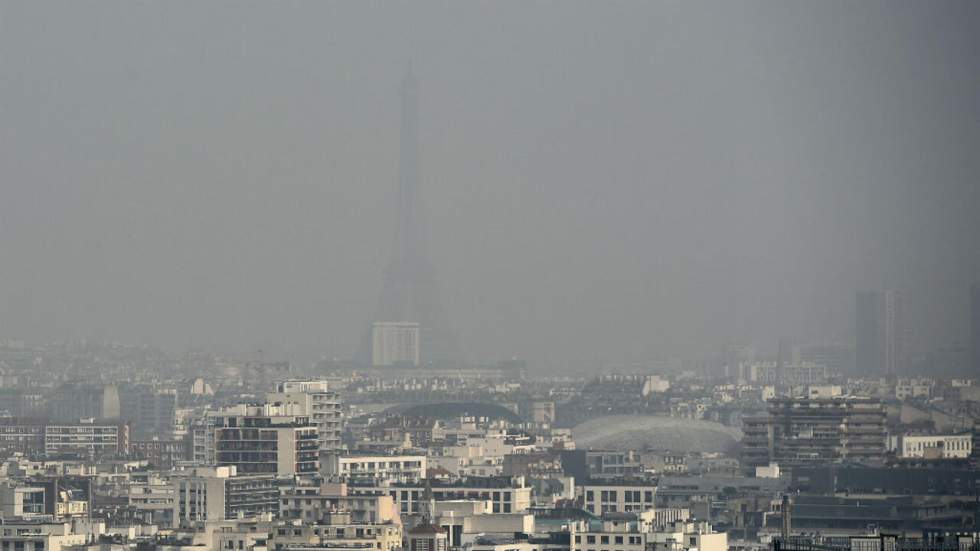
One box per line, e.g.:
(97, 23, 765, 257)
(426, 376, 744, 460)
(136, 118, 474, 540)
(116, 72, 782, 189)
(0, 2, 977, 547)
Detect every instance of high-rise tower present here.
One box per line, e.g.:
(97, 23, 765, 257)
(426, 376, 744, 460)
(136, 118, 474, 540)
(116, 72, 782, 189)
(361, 68, 463, 366)
(856, 289, 908, 377)
(971, 282, 980, 376)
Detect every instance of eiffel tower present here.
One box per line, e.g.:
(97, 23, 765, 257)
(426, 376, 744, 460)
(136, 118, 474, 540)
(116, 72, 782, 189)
(359, 67, 463, 366)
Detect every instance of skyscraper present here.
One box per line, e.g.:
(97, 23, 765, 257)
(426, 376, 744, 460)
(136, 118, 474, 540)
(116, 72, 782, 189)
(971, 283, 980, 375)
(361, 68, 463, 366)
(855, 289, 908, 377)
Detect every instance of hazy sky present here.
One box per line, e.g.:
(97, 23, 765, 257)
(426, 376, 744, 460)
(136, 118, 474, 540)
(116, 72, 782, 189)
(2, 1, 978, 370)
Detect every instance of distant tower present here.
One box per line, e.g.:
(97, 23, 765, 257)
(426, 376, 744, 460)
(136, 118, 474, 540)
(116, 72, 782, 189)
(361, 67, 463, 366)
(972, 283, 980, 375)
(776, 337, 797, 385)
(856, 290, 908, 377)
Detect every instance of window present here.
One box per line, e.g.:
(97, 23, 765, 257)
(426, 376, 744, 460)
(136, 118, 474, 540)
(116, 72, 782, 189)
(600, 536, 609, 544)
(615, 537, 623, 544)
(587, 536, 596, 544)
(586, 491, 594, 502)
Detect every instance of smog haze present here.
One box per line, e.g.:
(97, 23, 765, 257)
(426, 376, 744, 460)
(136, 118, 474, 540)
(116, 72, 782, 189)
(2, 1, 979, 372)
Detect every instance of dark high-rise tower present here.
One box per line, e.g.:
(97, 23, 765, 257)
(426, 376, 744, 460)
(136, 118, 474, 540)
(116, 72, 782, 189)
(361, 68, 463, 366)
(856, 289, 908, 377)
(971, 283, 980, 375)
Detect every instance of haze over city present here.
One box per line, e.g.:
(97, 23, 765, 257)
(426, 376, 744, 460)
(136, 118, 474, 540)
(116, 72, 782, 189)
(2, 1, 979, 373)
(4, 2, 980, 549)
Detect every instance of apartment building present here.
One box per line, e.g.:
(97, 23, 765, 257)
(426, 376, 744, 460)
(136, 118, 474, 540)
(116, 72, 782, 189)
(0, 519, 102, 551)
(268, 380, 344, 453)
(321, 452, 427, 483)
(741, 396, 886, 470)
(43, 420, 129, 458)
(279, 482, 400, 524)
(0, 419, 128, 459)
(212, 404, 319, 476)
(570, 514, 726, 551)
(578, 482, 657, 514)
(266, 512, 402, 551)
(0, 418, 46, 456)
(349, 477, 533, 515)
(558, 450, 643, 481)
(895, 434, 972, 459)
(171, 466, 278, 527)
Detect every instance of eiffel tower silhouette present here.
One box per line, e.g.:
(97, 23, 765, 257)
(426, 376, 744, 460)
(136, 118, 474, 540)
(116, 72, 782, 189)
(359, 67, 463, 366)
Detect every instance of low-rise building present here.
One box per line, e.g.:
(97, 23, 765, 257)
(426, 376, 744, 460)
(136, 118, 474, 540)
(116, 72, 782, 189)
(894, 434, 972, 459)
(321, 452, 427, 483)
(267, 512, 402, 551)
(350, 477, 533, 515)
(0, 519, 104, 551)
(578, 482, 657, 514)
(570, 515, 726, 551)
(280, 482, 400, 524)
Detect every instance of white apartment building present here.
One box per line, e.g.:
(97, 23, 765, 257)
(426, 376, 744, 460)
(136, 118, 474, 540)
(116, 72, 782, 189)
(0, 519, 103, 551)
(171, 466, 279, 527)
(371, 322, 420, 366)
(350, 479, 533, 515)
(321, 453, 427, 482)
(896, 434, 972, 459)
(43, 421, 127, 457)
(645, 520, 727, 551)
(571, 514, 722, 551)
(127, 477, 175, 526)
(269, 379, 344, 452)
(280, 483, 400, 525)
(265, 514, 403, 551)
(429, 434, 524, 478)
